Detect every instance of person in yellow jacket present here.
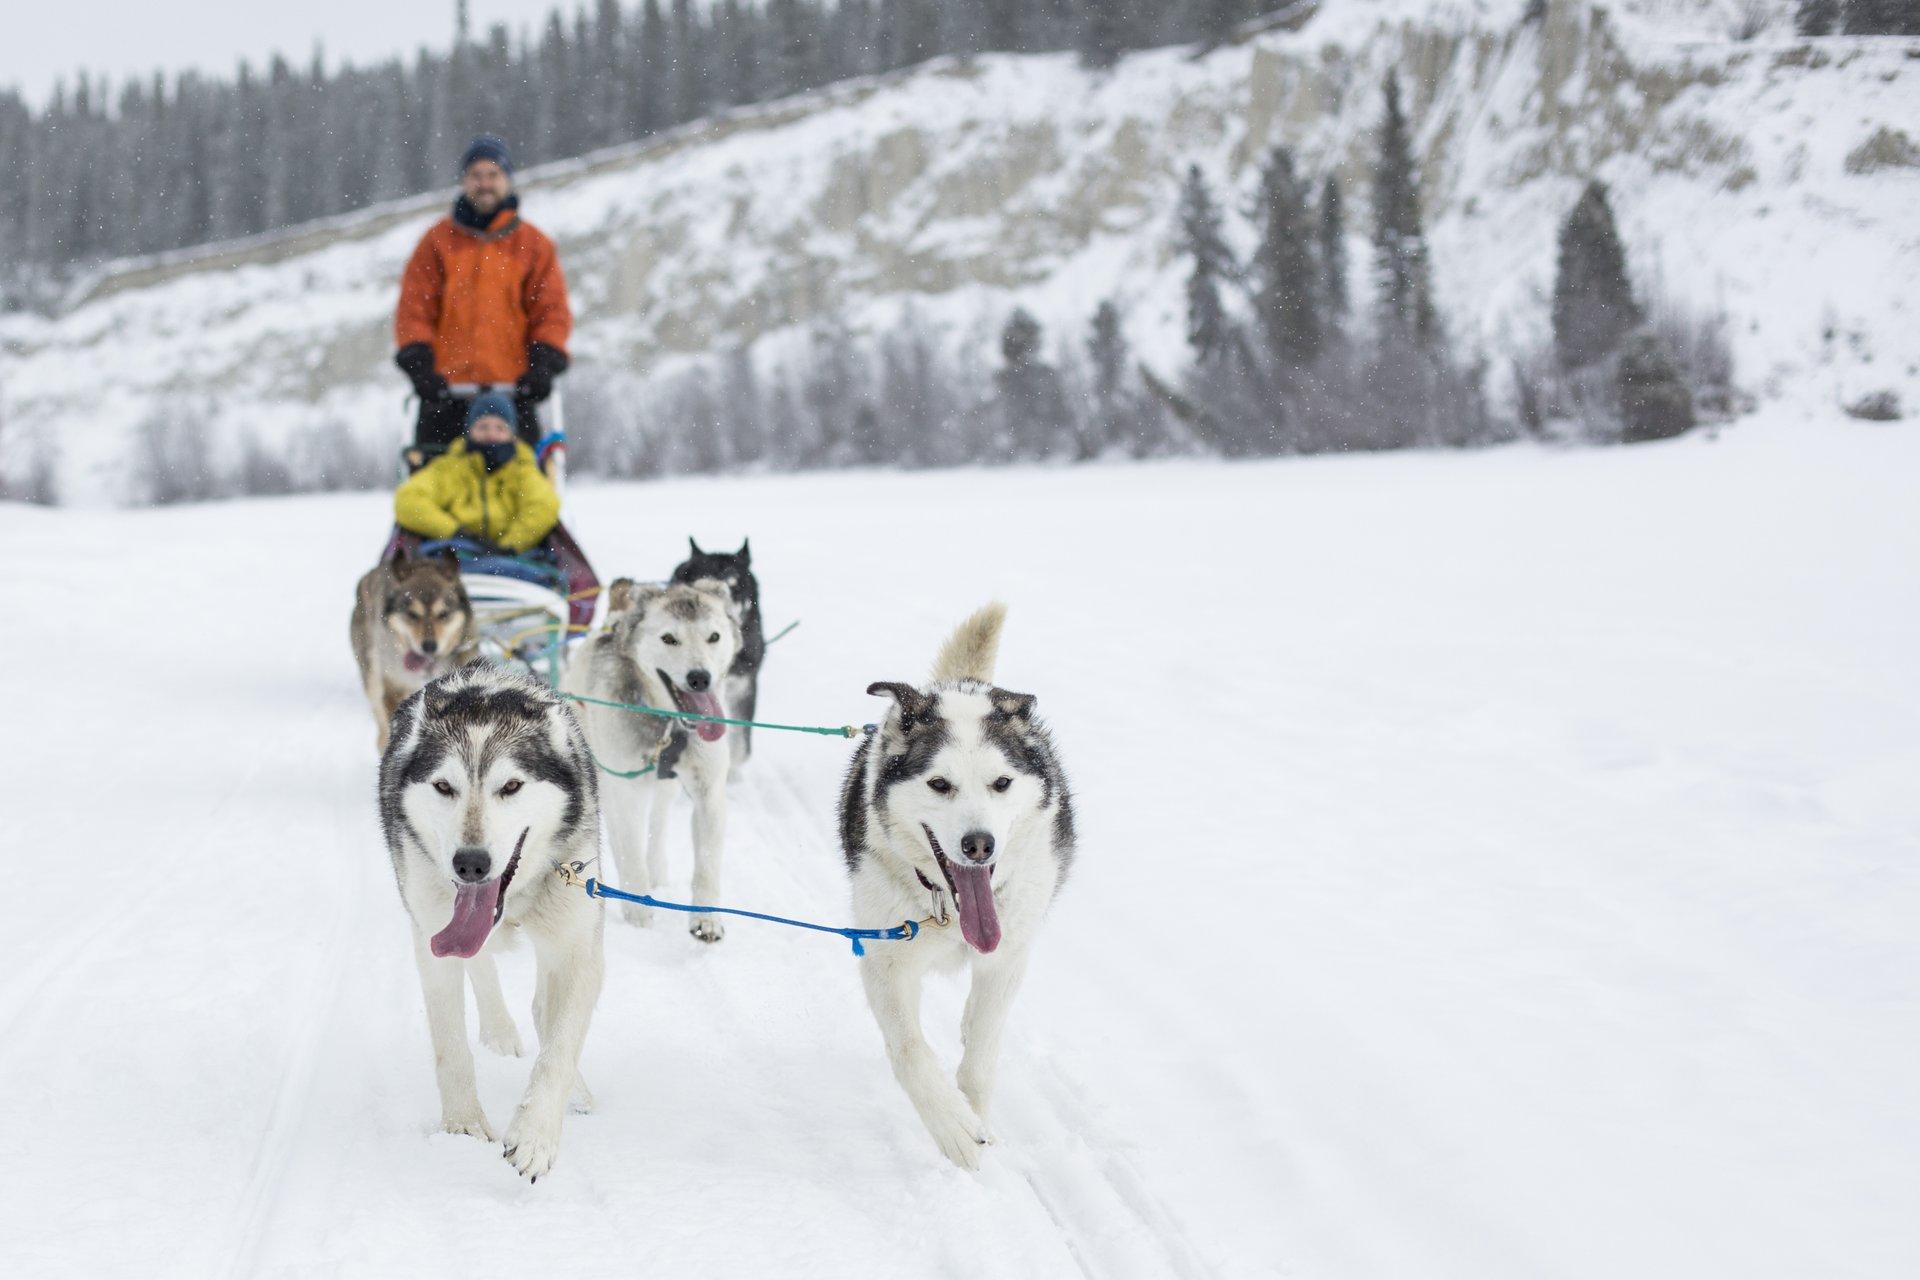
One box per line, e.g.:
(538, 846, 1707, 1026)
(395, 392, 559, 554)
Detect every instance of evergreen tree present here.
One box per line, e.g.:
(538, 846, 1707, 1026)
(1370, 75, 1436, 347)
(715, 0, 760, 104)
(1318, 176, 1349, 337)
(635, 0, 670, 135)
(1795, 0, 1839, 34)
(1199, 0, 1246, 47)
(1615, 330, 1694, 443)
(1078, 0, 1130, 68)
(890, 0, 942, 69)
(1251, 146, 1321, 372)
(671, 0, 707, 125)
(1088, 300, 1127, 407)
(1843, 0, 1920, 34)
(769, 0, 820, 98)
(590, 0, 627, 146)
(997, 308, 1071, 456)
(1550, 180, 1640, 371)
(982, 0, 1024, 50)
(1177, 165, 1234, 365)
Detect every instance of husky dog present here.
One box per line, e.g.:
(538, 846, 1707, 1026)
(670, 538, 763, 770)
(351, 552, 477, 752)
(561, 578, 742, 941)
(839, 604, 1074, 1168)
(379, 664, 604, 1181)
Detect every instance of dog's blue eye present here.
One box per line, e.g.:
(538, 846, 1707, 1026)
(500, 779, 523, 797)
(928, 777, 952, 794)
(992, 777, 1012, 793)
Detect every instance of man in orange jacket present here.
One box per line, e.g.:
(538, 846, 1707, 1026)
(394, 134, 572, 451)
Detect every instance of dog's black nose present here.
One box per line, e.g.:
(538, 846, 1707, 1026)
(453, 847, 491, 883)
(685, 668, 711, 692)
(960, 830, 995, 863)
(421, 638, 438, 655)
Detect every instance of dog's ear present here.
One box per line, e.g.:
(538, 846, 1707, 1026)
(737, 538, 751, 564)
(617, 583, 669, 625)
(435, 547, 460, 572)
(688, 536, 703, 557)
(867, 681, 932, 728)
(690, 576, 734, 607)
(607, 577, 637, 613)
(989, 688, 1036, 722)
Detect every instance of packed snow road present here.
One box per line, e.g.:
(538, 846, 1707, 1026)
(3, 416, 1917, 1278)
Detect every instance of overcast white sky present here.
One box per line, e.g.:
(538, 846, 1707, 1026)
(4, 0, 574, 105)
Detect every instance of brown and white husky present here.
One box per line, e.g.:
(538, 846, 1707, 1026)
(351, 551, 479, 752)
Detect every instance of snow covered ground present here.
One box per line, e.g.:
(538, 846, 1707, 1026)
(3, 414, 1917, 1277)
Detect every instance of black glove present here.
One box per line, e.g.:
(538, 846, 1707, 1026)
(395, 343, 450, 401)
(515, 342, 569, 403)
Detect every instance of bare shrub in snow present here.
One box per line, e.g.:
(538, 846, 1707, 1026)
(1646, 293, 1740, 420)
(1843, 390, 1902, 422)
(136, 400, 224, 505)
(286, 421, 393, 493)
(1616, 332, 1696, 444)
(0, 427, 60, 505)
(1730, 0, 1774, 41)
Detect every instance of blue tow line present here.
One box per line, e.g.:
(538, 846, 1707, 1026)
(577, 875, 922, 956)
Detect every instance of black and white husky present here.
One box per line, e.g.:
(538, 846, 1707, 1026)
(839, 604, 1075, 1168)
(561, 578, 742, 941)
(378, 664, 604, 1181)
(670, 538, 763, 770)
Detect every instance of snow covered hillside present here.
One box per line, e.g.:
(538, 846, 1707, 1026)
(2, 413, 1917, 1277)
(3, 0, 1917, 504)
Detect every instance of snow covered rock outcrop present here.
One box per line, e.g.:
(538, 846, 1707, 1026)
(2, 0, 1914, 503)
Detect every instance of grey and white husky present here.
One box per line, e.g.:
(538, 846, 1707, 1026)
(379, 664, 604, 1181)
(561, 578, 742, 941)
(351, 552, 478, 753)
(839, 604, 1075, 1168)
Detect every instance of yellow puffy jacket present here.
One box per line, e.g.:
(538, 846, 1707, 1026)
(394, 439, 560, 553)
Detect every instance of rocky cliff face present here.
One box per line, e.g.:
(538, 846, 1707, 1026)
(4, 0, 1914, 503)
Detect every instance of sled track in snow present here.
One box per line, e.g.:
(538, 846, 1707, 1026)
(0, 700, 340, 1063)
(218, 700, 372, 1280)
(219, 865, 359, 1280)
(1004, 1053, 1219, 1280)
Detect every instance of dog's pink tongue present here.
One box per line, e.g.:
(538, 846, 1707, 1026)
(950, 865, 1001, 954)
(403, 651, 430, 673)
(430, 880, 500, 958)
(686, 690, 727, 742)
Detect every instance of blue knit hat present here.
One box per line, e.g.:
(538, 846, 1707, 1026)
(460, 134, 513, 175)
(466, 391, 517, 431)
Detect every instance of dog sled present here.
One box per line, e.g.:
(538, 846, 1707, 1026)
(382, 381, 599, 683)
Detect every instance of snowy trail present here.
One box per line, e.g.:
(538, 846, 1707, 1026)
(5, 417, 1920, 1277)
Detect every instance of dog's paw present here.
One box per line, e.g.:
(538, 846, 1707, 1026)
(442, 1109, 496, 1143)
(958, 1076, 995, 1122)
(502, 1109, 563, 1182)
(479, 1019, 525, 1058)
(620, 902, 655, 928)
(690, 916, 725, 943)
(569, 1072, 596, 1115)
(920, 1091, 993, 1171)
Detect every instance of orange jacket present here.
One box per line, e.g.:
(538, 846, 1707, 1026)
(394, 206, 571, 384)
